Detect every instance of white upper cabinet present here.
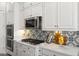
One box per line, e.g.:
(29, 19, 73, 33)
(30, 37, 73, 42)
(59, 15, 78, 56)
(24, 3, 31, 8)
(6, 3, 14, 24)
(58, 3, 73, 29)
(0, 3, 6, 11)
(42, 2, 58, 31)
(24, 7, 32, 19)
(23, 2, 78, 31)
(24, 2, 41, 9)
(24, 2, 42, 18)
(31, 2, 41, 5)
(23, 3, 32, 19)
(31, 3, 42, 17)
(58, 2, 78, 31)
(42, 2, 78, 31)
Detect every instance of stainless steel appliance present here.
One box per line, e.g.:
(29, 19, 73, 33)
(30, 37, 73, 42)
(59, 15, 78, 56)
(25, 16, 42, 29)
(6, 24, 14, 53)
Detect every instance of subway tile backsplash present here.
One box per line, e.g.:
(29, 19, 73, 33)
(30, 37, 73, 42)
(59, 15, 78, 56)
(28, 29, 79, 47)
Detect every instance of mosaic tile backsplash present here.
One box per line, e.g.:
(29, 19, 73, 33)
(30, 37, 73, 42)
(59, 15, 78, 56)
(27, 29, 79, 47)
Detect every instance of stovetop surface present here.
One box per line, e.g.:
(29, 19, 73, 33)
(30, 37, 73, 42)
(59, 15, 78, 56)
(21, 39, 44, 45)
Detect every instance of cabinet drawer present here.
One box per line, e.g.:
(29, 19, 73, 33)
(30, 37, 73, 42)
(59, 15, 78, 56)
(38, 48, 52, 56)
(42, 48, 54, 56)
(39, 47, 70, 56)
(53, 52, 70, 56)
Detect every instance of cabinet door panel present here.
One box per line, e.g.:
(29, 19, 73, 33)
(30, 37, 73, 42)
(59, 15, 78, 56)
(24, 3, 31, 8)
(25, 46, 35, 56)
(58, 2, 73, 29)
(24, 7, 32, 19)
(7, 11, 14, 24)
(17, 48, 24, 56)
(6, 3, 14, 24)
(17, 43, 24, 56)
(32, 3, 42, 17)
(32, 2, 41, 6)
(39, 47, 70, 56)
(20, 44, 29, 56)
(42, 2, 58, 30)
(42, 48, 55, 56)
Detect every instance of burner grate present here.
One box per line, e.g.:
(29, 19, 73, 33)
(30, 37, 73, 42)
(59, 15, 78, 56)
(22, 39, 44, 45)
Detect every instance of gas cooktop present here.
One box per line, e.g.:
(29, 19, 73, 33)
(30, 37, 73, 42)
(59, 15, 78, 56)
(21, 39, 44, 45)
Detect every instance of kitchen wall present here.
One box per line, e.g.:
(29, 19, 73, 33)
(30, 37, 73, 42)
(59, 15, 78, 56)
(27, 29, 79, 47)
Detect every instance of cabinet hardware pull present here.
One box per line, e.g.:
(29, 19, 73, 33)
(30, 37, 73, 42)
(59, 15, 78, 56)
(28, 48, 30, 49)
(39, 50, 41, 52)
(23, 50, 25, 52)
(53, 54, 56, 56)
(54, 25, 57, 27)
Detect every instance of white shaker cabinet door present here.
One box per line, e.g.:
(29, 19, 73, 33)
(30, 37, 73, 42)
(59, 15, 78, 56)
(24, 2, 31, 8)
(6, 11, 14, 24)
(16, 43, 23, 56)
(26, 46, 35, 56)
(31, 2, 41, 6)
(13, 41, 18, 56)
(31, 3, 42, 17)
(58, 2, 78, 30)
(24, 7, 32, 19)
(39, 47, 70, 56)
(42, 2, 58, 31)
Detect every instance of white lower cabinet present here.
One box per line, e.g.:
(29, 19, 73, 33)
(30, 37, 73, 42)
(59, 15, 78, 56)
(14, 41, 79, 56)
(13, 41, 72, 56)
(13, 41, 18, 56)
(23, 45, 35, 56)
(38, 47, 70, 56)
(13, 41, 37, 56)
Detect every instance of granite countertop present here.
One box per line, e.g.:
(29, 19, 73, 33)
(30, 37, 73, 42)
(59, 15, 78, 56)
(39, 43, 79, 56)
